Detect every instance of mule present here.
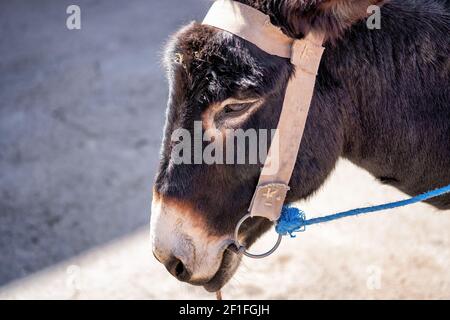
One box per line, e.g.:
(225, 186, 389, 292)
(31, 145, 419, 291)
(151, 0, 450, 292)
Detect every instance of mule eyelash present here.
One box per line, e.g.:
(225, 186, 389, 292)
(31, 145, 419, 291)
(211, 99, 262, 128)
(223, 103, 252, 114)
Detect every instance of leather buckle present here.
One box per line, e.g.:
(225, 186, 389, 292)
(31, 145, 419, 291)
(248, 183, 290, 221)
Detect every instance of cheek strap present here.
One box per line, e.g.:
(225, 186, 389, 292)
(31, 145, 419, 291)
(248, 35, 324, 221)
(202, 0, 325, 222)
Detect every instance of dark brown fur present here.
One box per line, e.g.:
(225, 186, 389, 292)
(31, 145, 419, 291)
(236, 0, 385, 41)
(154, 0, 450, 289)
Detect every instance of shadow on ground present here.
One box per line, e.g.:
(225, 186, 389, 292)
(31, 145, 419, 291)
(0, 0, 209, 286)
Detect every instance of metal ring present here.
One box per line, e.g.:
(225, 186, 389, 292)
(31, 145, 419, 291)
(234, 214, 283, 259)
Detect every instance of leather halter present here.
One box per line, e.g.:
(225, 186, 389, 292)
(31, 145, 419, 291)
(202, 0, 325, 257)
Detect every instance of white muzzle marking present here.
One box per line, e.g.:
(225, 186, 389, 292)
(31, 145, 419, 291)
(150, 194, 232, 282)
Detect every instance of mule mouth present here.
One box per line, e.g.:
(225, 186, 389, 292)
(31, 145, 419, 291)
(202, 218, 273, 292)
(203, 243, 242, 292)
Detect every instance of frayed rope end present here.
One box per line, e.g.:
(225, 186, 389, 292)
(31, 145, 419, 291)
(275, 206, 306, 237)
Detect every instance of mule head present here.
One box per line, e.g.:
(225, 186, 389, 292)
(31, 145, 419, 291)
(151, 22, 291, 291)
(151, 0, 384, 292)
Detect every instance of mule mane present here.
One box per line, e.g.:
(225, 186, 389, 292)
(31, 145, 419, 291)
(235, 0, 385, 41)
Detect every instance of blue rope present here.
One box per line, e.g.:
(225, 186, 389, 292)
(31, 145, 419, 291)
(276, 184, 450, 237)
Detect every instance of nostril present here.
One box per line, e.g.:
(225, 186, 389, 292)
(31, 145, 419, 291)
(165, 256, 191, 282)
(175, 260, 184, 277)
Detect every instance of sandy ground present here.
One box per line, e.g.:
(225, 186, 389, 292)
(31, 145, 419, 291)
(1, 160, 449, 300)
(0, 1, 449, 300)
(0, 0, 208, 285)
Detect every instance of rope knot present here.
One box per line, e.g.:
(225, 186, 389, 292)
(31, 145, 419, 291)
(275, 206, 306, 237)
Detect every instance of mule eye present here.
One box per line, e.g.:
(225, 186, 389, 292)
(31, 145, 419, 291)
(223, 103, 252, 115)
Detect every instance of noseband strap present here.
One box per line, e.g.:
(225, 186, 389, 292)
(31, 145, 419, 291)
(202, 0, 325, 254)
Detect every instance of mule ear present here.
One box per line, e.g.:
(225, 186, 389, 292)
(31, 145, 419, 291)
(268, 0, 385, 41)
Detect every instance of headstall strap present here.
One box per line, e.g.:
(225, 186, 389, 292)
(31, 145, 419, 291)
(202, 0, 325, 222)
